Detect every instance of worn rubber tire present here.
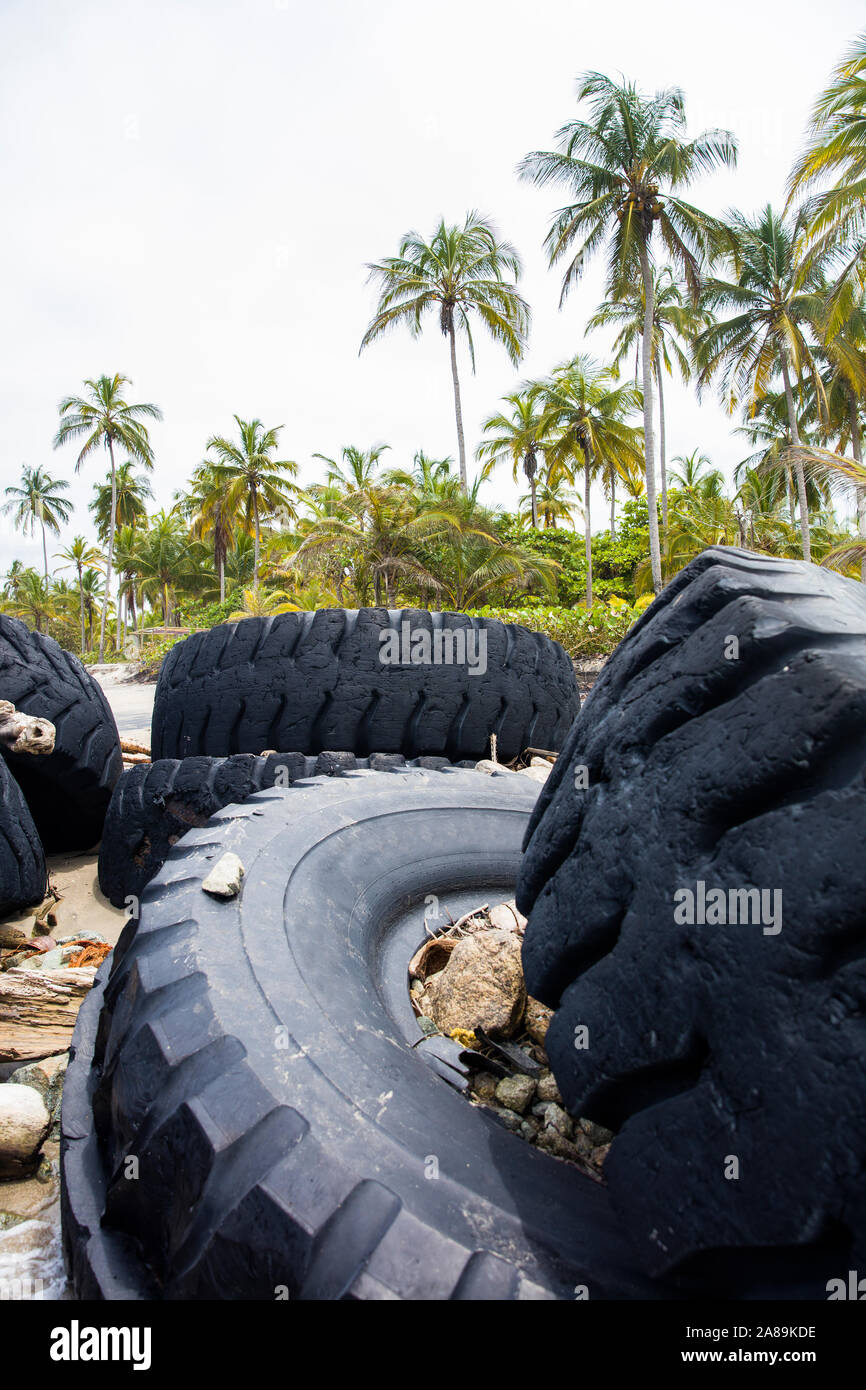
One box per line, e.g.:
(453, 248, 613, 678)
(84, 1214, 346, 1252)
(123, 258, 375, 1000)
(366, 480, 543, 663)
(63, 768, 681, 1302)
(0, 758, 47, 917)
(0, 616, 122, 850)
(517, 546, 866, 1285)
(98, 750, 459, 908)
(150, 609, 579, 764)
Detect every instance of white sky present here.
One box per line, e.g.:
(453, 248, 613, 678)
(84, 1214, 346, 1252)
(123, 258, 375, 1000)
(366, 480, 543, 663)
(1, 0, 862, 575)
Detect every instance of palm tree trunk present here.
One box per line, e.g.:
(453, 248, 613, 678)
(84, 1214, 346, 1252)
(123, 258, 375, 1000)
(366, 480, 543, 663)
(77, 564, 86, 654)
(780, 351, 811, 562)
(530, 475, 538, 529)
(447, 322, 468, 492)
(219, 553, 225, 604)
(786, 461, 796, 525)
(656, 357, 668, 532)
(609, 465, 616, 537)
(638, 241, 663, 592)
(849, 397, 865, 583)
(98, 441, 118, 661)
(584, 453, 593, 609)
(252, 490, 261, 587)
(41, 520, 49, 582)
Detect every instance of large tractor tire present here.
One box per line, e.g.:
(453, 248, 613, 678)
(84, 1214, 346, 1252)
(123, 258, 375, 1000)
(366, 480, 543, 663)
(517, 546, 866, 1284)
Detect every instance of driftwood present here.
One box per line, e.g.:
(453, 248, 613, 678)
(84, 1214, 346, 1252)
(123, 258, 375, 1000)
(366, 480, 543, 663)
(121, 752, 151, 764)
(120, 738, 151, 756)
(0, 966, 96, 1063)
(0, 700, 55, 756)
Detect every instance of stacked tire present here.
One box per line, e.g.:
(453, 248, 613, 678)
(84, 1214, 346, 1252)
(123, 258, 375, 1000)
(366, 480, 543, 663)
(0, 616, 123, 915)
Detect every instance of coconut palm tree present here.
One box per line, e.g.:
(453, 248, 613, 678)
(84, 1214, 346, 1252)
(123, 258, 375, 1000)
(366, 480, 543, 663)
(2, 559, 25, 601)
(519, 72, 737, 590)
(8, 569, 57, 633)
(694, 206, 828, 560)
(79, 568, 104, 649)
(294, 484, 451, 606)
(476, 387, 550, 528)
(2, 466, 73, 580)
(314, 444, 390, 497)
(55, 536, 103, 653)
(587, 267, 706, 529)
(90, 460, 154, 647)
(519, 475, 580, 529)
(788, 31, 866, 336)
(361, 213, 530, 490)
(54, 374, 161, 660)
(537, 357, 643, 606)
(181, 462, 247, 604)
(204, 417, 297, 587)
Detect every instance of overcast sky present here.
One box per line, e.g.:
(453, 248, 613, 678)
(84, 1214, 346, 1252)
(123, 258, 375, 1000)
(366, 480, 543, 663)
(1, 0, 862, 575)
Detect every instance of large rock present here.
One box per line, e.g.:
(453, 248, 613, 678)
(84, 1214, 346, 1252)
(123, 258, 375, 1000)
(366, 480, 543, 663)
(0, 1083, 50, 1177)
(7, 1053, 68, 1138)
(424, 929, 526, 1038)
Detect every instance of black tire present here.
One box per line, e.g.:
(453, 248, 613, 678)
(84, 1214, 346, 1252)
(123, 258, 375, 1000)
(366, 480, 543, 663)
(0, 616, 122, 851)
(516, 546, 866, 1283)
(0, 758, 47, 917)
(150, 609, 579, 764)
(98, 750, 458, 908)
(63, 769, 672, 1302)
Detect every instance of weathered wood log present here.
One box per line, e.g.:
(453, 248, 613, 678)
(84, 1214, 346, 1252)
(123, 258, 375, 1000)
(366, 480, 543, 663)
(0, 966, 96, 1063)
(0, 699, 55, 755)
(120, 738, 151, 755)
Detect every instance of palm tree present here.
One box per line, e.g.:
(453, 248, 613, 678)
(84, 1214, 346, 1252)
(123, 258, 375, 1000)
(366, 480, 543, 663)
(519, 73, 737, 590)
(538, 357, 643, 606)
(519, 474, 580, 529)
(588, 267, 707, 530)
(694, 206, 827, 560)
(55, 536, 103, 654)
(90, 460, 154, 648)
(788, 32, 866, 336)
(204, 417, 297, 586)
(129, 511, 205, 625)
(361, 213, 530, 490)
(294, 484, 449, 605)
(182, 463, 246, 604)
(668, 449, 720, 495)
(2, 559, 25, 601)
(3, 466, 73, 580)
(314, 444, 390, 498)
(54, 374, 161, 660)
(476, 387, 550, 528)
(226, 588, 302, 621)
(79, 568, 104, 649)
(8, 569, 57, 634)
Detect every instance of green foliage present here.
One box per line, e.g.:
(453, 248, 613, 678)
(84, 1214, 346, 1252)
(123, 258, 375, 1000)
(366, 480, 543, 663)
(498, 498, 651, 604)
(467, 601, 637, 660)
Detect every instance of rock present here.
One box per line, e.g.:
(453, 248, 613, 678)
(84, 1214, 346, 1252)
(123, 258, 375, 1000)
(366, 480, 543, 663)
(424, 929, 526, 1039)
(494, 1074, 537, 1114)
(534, 1101, 574, 1139)
(0, 1084, 51, 1178)
(408, 936, 456, 981)
(524, 996, 554, 1044)
(474, 759, 513, 776)
(488, 902, 522, 932)
(491, 1107, 522, 1132)
(520, 1117, 541, 1141)
(592, 1143, 611, 1167)
(416, 1015, 438, 1037)
(517, 764, 550, 783)
(577, 1117, 615, 1147)
(536, 1128, 584, 1163)
(201, 852, 245, 898)
(7, 1054, 68, 1137)
(470, 1072, 498, 1103)
(536, 1071, 562, 1104)
(530, 756, 554, 769)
